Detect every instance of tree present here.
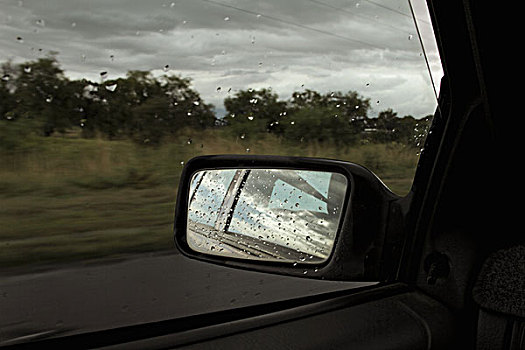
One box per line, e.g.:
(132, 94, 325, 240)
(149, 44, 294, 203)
(1, 61, 16, 120)
(75, 71, 215, 144)
(372, 108, 399, 143)
(223, 88, 288, 138)
(286, 90, 372, 145)
(283, 105, 358, 144)
(9, 57, 73, 136)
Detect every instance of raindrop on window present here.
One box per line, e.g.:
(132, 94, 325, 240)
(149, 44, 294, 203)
(105, 83, 117, 92)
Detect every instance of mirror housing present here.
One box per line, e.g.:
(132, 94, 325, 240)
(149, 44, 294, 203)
(174, 155, 399, 281)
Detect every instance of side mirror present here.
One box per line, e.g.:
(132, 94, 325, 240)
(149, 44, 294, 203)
(174, 155, 400, 281)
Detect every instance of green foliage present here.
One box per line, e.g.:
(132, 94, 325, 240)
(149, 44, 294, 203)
(1, 57, 432, 149)
(223, 88, 377, 145)
(283, 106, 357, 145)
(224, 88, 287, 138)
(0, 59, 216, 145)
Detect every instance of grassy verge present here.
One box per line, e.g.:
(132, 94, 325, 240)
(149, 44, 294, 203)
(0, 131, 420, 271)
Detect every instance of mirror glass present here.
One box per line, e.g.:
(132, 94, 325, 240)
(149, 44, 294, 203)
(186, 169, 348, 264)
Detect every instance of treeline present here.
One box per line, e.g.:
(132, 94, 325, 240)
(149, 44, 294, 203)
(1, 57, 431, 149)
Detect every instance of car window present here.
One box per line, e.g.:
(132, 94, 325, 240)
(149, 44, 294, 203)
(0, 0, 442, 345)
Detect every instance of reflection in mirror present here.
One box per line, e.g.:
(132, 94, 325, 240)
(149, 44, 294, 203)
(187, 169, 347, 264)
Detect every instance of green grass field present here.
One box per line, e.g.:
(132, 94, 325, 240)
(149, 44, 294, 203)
(0, 130, 420, 271)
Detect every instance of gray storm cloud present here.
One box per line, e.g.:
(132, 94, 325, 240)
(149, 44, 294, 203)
(0, 0, 442, 118)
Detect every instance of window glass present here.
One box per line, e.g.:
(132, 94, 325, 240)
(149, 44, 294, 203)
(0, 0, 442, 344)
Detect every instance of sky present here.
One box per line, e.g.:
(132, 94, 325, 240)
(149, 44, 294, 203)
(0, 0, 443, 118)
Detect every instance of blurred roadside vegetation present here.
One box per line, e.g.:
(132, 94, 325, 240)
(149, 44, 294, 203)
(1, 57, 431, 271)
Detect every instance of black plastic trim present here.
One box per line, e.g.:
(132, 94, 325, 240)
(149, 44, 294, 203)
(0, 283, 409, 349)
